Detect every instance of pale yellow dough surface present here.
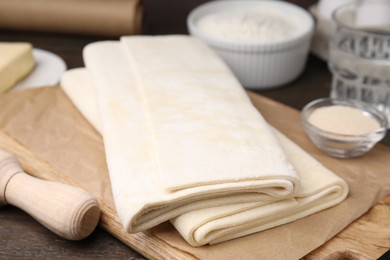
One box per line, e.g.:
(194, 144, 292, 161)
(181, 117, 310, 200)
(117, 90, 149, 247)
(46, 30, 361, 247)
(60, 36, 348, 246)
(0, 42, 35, 92)
(81, 37, 300, 233)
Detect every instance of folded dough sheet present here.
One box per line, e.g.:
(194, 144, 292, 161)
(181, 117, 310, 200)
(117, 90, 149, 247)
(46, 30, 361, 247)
(61, 36, 348, 246)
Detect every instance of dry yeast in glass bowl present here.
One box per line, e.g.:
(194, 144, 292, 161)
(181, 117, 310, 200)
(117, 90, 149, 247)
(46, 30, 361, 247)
(301, 98, 387, 158)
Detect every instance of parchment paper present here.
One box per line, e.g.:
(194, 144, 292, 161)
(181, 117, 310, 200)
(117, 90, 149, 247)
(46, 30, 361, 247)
(1, 87, 390, 259)
(0, 0, 142, 37)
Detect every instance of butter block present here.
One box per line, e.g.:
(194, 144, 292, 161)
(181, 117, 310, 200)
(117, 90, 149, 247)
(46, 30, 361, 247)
(0, 42, 35, 92)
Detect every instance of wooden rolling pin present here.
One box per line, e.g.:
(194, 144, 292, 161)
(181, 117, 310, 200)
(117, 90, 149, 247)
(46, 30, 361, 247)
(0, 150, 100, 240)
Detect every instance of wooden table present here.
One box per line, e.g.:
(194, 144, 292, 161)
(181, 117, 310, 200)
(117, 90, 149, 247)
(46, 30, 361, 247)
(0, 0, 389, 258)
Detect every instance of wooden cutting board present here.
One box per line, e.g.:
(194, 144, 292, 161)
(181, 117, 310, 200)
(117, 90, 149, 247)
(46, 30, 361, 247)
(0, 87, 389, 259)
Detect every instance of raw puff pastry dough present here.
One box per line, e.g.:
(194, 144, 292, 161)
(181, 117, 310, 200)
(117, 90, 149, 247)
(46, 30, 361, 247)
(60, 36, 348, 246)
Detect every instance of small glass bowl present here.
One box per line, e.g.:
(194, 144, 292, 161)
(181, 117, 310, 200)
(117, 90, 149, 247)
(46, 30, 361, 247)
(301, 98, 388, 158)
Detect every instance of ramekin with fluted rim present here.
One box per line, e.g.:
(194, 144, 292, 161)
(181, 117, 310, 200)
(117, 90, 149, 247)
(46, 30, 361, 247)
(187, 0, 314, 89)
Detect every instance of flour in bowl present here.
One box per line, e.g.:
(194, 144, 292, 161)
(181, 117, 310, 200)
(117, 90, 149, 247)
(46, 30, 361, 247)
(196, 10, 303, 44)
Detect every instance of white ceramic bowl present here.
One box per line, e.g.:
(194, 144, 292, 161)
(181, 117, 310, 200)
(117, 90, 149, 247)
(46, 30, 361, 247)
(187, 0, 314, 89)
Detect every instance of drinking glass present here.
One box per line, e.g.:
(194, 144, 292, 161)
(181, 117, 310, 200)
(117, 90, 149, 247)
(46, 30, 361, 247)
(328, 0, 390, 127)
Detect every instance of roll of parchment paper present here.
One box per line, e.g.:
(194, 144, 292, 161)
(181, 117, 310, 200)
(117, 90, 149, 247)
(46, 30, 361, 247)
(0, 0, 143, 37)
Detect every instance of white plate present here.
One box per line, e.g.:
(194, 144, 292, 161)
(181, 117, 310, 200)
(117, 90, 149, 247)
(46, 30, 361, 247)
(10, 48, 67, 92)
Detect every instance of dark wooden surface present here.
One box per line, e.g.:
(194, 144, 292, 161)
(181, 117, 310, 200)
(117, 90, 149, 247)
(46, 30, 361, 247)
(0, 0, 388, 258)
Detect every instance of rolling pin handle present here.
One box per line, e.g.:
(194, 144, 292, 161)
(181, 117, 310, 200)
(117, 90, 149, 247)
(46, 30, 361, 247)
(0, 151, 100, 240)
(0, 153, 21, 205)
